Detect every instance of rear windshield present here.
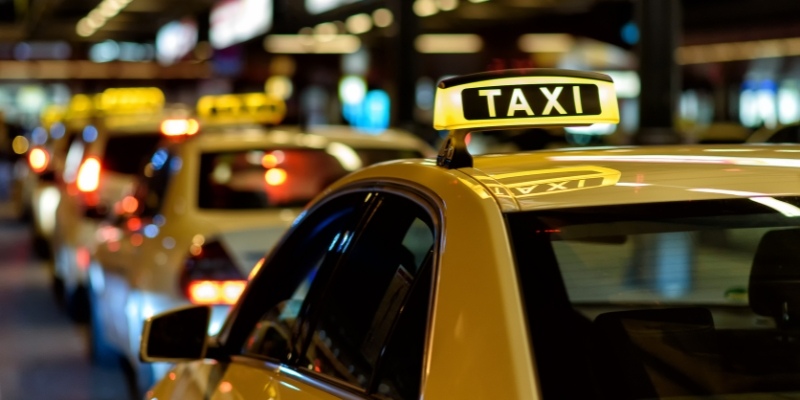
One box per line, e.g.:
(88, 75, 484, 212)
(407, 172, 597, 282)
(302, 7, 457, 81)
(102, 133, 162, 174)
(198, 147, 422, 209)
(507, 197, 800, 399)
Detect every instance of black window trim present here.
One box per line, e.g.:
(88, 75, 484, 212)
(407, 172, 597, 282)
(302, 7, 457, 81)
(216, 187, 379, 355)
(217, 178, 445, 400)
(297, 181, 444, 398)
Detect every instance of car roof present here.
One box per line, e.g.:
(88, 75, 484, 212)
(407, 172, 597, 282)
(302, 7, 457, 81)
(463, 144, 800, 212)
(178, 124, 434, 154)
(333, 143, 800, 213)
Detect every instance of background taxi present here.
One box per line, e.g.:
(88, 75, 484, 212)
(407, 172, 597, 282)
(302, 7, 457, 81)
(89, 93, 435, 395)
(51, 87, 181, 320)
(140, 69, 800, 400)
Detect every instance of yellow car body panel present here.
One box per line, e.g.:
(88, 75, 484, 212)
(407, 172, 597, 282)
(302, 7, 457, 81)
(147, 70, 800, 400)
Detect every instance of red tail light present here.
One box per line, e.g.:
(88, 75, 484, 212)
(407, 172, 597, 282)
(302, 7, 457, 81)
(187, 280, 247, 305)
(179, 240, 247, 305)
(28, 147, 50, 173)
(77, 157, 101, 192)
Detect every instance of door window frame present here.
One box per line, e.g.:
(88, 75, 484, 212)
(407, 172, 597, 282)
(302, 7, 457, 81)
(219, 180, 444, 398)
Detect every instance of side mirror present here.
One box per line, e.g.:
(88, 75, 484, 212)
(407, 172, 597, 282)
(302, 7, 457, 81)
(140, 305, 211, 362)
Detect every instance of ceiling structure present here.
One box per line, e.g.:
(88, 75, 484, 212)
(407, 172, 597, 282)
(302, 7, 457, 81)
(0, 0, 798, 50)
(0, 0, 214, 42)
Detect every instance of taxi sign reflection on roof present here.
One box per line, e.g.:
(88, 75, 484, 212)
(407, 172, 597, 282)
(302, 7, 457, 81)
(433, 68, 620, 131)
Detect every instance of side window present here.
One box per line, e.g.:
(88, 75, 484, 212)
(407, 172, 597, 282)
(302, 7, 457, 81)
(300, 193, 435, 397)
(240, 192, 374, 362)
(133, 148, 177, 218)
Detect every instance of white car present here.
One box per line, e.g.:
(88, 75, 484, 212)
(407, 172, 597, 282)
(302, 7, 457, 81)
(51, 88, 175, 320)
(89, 115, 434, 395)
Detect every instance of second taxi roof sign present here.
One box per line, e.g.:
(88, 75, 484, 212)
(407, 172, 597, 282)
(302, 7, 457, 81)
(433, 68, 620, 132)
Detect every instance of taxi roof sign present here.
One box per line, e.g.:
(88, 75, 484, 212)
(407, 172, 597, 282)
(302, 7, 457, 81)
(65, 88, 165, 123)
(433, 68, 619, 131)
(197, 93, 286, 126)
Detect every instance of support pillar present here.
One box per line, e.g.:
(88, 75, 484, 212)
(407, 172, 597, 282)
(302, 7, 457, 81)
(391, 0, 418, 128)
(633, 0, 682, 144)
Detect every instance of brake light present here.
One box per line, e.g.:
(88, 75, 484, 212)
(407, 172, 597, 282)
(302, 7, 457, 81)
(187, 280, 247, 305)
(77, 157, 101, 192)
(161, 119, 200, 136)
(76, 247, 90, 271)
(179, 240, 246, 305)
(28, 147, 50, 173)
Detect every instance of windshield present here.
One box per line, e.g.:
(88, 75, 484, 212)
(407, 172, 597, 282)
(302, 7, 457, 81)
(507, 197, 800, 399)
(198, 147, 422, 209)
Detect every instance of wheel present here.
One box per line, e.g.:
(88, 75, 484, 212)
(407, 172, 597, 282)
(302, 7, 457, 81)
(65, 284, 90, 323)
(31, 232, 51, 259)
(51, 272, 65, 307)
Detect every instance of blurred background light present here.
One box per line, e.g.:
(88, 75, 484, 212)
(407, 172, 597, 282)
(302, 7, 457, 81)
(414, 0, 438, 17)
(339, 75, 367, 105)
(265, 75, 293, 100)
(415, 34, 483, 53)
(372, 8, 393, 28)
(346, 13, 372, 34)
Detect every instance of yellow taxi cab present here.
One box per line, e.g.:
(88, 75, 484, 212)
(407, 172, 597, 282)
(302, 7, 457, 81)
(88, 92, 435, 395)
(140, 68, 800, 400)
(51, 87, 179, 319)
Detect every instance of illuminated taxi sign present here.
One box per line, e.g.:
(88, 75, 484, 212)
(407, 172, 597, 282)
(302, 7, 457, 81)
(197, 93, 286, 125)
(95, 87, 165, 114)
(433, 69, 619, 131)
(66, 88, 165, 118)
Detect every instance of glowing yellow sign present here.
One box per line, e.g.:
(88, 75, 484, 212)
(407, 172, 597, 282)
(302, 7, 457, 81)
(66, 87, 165, 119)
(94, 87, 165, 113)
(197, 93, 286, 125)
(433, 69, 619, 131)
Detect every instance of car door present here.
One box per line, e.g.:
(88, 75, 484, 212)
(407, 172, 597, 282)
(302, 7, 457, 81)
(156, 187, 440, 400)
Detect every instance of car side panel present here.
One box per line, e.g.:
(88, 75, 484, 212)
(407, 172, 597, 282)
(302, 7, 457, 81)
(323, 162, 541, 400)
(149, 361, 350, 400)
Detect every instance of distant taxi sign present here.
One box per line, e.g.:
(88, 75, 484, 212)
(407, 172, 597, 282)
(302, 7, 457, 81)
(197, 93, 286, 126)
(433, 69, 619, 131)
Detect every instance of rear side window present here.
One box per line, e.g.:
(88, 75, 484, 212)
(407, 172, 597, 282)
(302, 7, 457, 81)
(102, 133, 161, 174)
(298, 194, 435, 398)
